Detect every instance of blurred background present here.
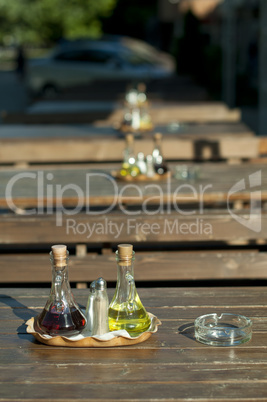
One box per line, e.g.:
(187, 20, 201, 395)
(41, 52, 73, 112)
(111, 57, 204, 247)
(0, 0, 265, 133)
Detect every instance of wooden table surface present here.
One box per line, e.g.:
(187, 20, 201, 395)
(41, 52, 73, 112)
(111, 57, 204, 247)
(0, 122, 261, 164)
(0, 162, 264, 209)
(3, 100, 242, 125)
(1, 286, 267, 401)
(0, 122, 253, 139)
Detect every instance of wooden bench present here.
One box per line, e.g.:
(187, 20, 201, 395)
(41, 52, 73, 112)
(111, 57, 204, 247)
(0, 117, 264, 285)
(1, 250, 266, 284)
(0, 159, 265, 285)
(0, 132, 265, 166)
(1, 102, 241, 125)
(0, 210, 265, 285)
(0, 162, 265, 209)
(1, 210, 265, 244)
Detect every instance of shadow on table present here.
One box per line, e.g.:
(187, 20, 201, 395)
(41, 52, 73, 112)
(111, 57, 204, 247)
(0, 294, 38, 340)
(178, 322, 195, 341)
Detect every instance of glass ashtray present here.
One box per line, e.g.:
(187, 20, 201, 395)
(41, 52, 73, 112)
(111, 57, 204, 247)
(194, 313, 252, 346)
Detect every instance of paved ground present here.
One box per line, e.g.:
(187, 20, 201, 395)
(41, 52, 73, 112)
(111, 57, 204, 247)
(0, 71, 29, 117)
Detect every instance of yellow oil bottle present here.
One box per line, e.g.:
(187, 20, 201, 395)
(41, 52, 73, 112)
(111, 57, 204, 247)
(108, 244, 151, 336)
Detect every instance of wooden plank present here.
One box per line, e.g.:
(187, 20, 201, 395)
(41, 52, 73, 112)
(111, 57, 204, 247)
(3, 318, 267, 348)
(0, 250, 266, 283)
(0, 122, 251, 140)
(0, 210, 265, 245)
(2, 102, 242, 125)
(1, 362, 267, 384)
(104, 102, 242, 124)
(0, 162, 265, 209)
(2, 304, 267, 323)
(1, 305, 267, 323)
(259, 137, 267, 155)
(150, 103, 241, 123)
(0, 131, 261, 164)
(1, 286, 267, 401)
(0, 286, 264, 303)
(0, 383, 267, 401)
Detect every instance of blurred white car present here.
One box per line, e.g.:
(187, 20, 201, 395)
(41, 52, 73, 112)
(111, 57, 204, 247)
(26, 36, 176, 96)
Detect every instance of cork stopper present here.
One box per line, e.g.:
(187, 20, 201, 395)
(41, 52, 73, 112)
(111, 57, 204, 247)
(154, 132, 162, 144)
(117, 244, 133, 266)
(137, 82, 146, 92)
(51, 244, 67, 267)
(125, 133, 134, 145)
(118, 244, 133, 257)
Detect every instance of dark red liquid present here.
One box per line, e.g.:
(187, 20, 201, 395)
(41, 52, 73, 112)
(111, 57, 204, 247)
(36, 305, 86, 336)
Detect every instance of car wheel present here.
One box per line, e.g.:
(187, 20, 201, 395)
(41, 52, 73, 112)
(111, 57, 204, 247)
(42, 84, 58, 98)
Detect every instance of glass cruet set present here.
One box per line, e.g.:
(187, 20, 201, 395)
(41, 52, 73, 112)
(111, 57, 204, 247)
(36, 243, 151, 338)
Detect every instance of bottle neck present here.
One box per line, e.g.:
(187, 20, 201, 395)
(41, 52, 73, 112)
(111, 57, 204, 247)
(50, 253, 71, 308)
(51, 264, 69, 284)
(152, 146, 162, 163)
(115, 251, 136, 303)
(116, 259, 134, 283)
(124, 145, 135, 163)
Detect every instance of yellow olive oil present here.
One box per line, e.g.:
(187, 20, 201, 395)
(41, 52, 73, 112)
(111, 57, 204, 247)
(109, 244, 151, 336)
(109, 300, 151, 336)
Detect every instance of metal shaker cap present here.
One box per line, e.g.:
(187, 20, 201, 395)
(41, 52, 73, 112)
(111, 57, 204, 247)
(90, 280, 96, 292)
(95, 277, 107, 291)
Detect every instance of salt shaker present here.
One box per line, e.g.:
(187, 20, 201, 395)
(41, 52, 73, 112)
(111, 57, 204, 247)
(91, 277, 109, 336)
(136, 152, 147, 175)
(146, 155, 155, 177)
(85, 280, 96, 335)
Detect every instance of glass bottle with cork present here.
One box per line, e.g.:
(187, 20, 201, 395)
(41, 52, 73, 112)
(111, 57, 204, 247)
(123, 84, 140, 131)
(137, 83, 153, 131)
(108, 244, 151, 336)
(152, 132, 169, 175)
(120, 134, 140, 178)
(36, 245, 86, 336)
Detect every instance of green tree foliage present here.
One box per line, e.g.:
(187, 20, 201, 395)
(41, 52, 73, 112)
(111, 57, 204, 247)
(0, 0, 116, 45)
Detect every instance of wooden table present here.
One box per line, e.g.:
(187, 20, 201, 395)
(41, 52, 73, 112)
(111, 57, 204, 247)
(1, 286, 267, 400)
(0, 122, 259, 164)
(0, 162, 265, 209)
(2, 101, 242, 125)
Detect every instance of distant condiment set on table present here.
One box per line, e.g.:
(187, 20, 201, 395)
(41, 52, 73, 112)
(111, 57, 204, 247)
(118, 132, 169, 180)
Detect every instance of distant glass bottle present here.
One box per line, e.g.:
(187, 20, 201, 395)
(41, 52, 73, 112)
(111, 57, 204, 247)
(136, 152, 147, 175)
(131, 107, 141, 131)
(124, 85, 140, 130)
(120, 134, 140, 178)
(154, 155, 168, 175)
(137, 83, 153, 131)
(137, 82, 147, 105)
(152, 132, 163, 164)
(146, 154, 155, 178)
(36, 245, 86, 337)
(123, 133, 135, 163)
(125, 85, 138, 106)
(108, 244, 151, 336)
(152, 132, 168, 175)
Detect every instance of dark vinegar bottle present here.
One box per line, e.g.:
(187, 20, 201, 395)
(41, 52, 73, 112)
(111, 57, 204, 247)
(36, 245, 86, 337)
